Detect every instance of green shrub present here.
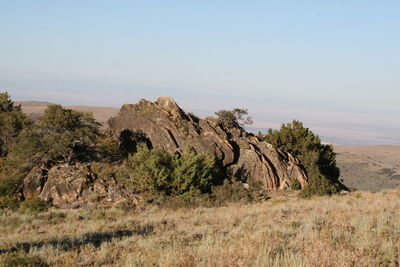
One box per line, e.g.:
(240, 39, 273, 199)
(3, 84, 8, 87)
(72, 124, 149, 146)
(290, 179, 302, 191)
(125, 146, 174, 193)
(212, 179, 253, 205)
(171, 147, 221, 194)
(20, 197, 51, 214)
(0, 197, 20, 210)
(0, 176, 23, 199)
(124, 147, 221, 196)
(0, 252, 48, 267)
(0, 92, 32, 157)
(89, 162, 123, 181)
(261, 120, 342, 197)
(299, 173, 340, 198)
(0, 159, 25, 211)
(95, 136, 122, 162)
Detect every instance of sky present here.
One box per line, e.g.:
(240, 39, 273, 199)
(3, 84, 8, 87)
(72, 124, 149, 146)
(0, 1, 399, 144)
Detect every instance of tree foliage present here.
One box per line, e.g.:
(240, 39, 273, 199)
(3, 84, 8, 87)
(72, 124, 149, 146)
(260, 120, 341, 197)
(215, 108, 253, 130)
(0, 92, 31, 157)
(10, 104, 101, 164)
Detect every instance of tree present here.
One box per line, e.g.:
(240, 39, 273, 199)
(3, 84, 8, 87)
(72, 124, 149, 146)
(0, 92, 31, 157)
(0, 92, 15, 112)
(9, 105, 101, 165)
(38, 105, 101, 163)
(215, 108, 253, 130)
(261, 120, 342, 197)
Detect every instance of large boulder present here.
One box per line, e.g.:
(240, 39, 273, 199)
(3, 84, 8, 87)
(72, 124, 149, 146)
(21, 163, 129, 208)
(109, 96, 308, 190)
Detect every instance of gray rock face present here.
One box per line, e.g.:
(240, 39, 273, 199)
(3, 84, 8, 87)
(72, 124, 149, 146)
(109, 97, 308, 190)
(21, 163, 129, 208)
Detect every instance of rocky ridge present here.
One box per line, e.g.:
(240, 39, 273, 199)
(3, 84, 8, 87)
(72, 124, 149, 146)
(20, 96, 308, 208)
(109, 96, 308, 190)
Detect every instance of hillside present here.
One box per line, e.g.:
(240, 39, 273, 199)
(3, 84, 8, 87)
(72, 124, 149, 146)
(1, 190, 399, 266)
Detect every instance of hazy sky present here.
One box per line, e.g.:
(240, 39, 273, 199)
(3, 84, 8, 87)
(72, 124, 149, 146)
(1, 0, 399, 108)
(1, 0, 400, 144)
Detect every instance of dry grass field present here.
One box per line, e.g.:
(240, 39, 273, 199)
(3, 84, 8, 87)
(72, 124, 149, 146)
(1, 190, 399, 266)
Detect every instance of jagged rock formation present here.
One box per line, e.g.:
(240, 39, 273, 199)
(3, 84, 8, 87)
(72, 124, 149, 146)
(19, 97, 308, 208)
(21, 164, 129, 208)
(109, 96, 308, 190)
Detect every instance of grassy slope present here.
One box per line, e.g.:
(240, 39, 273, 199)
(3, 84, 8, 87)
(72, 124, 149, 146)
(1, 190, 400, 266)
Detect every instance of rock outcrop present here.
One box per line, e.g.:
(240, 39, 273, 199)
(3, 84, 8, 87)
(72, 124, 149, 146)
(19, 97, 308, 208)
(109, 96, 308, 190)
(21, 163, 129, 208)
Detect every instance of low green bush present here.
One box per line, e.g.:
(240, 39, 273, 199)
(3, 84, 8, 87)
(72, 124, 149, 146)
(212, 179, 253, 205)
(290, 179, 302, 191)
(171, 147, 221, 194)
(0, 197, 20, 210)
(124, 147, 222, 196)
(0, 159, 32, 210)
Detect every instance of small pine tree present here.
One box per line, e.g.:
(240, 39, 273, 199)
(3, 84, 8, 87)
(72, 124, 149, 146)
(262, 120, 342, 197)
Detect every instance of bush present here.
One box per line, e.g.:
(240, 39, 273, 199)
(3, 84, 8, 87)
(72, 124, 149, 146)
(19, 197, 51, 214)
(212, 179, 253, 205)
(124, 147, 222, 196)
(299, 171, 341, 198)
(0, 197, 20, 210)
(171, 147, 222, 194)
(0, 252, 48, 267)
(95, 136, 122, 162)
(0, 159, 31, 196)
(215, 108, 253, 130)
(125, 147, 174, 193)
(261, 120, 342, 197)
(290, 179, 302, 191)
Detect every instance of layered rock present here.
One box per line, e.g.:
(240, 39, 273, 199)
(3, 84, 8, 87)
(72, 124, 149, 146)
(109, 96, 308, 190)
(21, 163, 129, 208)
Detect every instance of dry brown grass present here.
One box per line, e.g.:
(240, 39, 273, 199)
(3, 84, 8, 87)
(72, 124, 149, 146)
(1, 190, 400, 266)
